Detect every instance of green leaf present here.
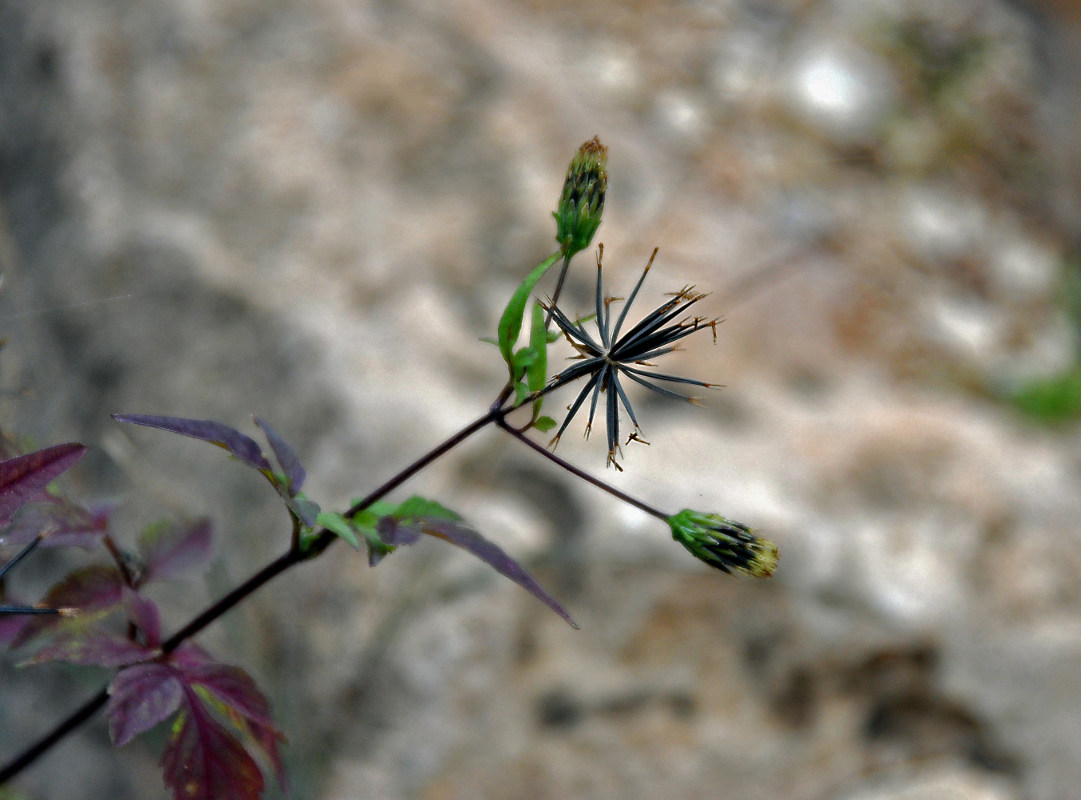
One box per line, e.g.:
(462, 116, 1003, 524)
(1010, 367, 1081, 424)
(348, 499, 398, 524)
(526, 300, 548, 419)
(513, 381, 530, 406)
(497, 252, 561, 370)
(393, 496, 461, 522)
(316, 511, 360, 550)
(533, 416, 557, 432)
(512, 346, 538, 370)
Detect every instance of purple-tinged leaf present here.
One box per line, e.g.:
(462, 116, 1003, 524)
(0, 443, 86, 524)
(28, 625, 154, 667)
(111, 415, 272, 472)
(138, 519, 213, 584)
(374, 518, 423, 548)
(123, 588, 162, 647)
(3, 497, 111, 549)
(184, 661, 286, 786)
(161, 691, 265, 800)
(0, 590, 30, 645)
(108, 663, 185, 746)
(0, 612, 27, 646)
(253, 417, 306, 496)
(12, 565, 124, 647)
(184, 662, 277, 728)
(291, 495, 321, 527)
(373, 497, 576, 628)
(167, 641, 215, 671)
(419, 519, 578, 629)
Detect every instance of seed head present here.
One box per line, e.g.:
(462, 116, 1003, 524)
(544, 247, 719, 469)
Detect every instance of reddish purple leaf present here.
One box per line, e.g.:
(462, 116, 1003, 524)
(253, 417, 306, 496)
(185, 662, 276, 727)
(138, 519, 213, 584)
(184, 661, 286, 785)
(161, 690, 265, 800)
(167, 641, 215, 671)
(12, 565, 124, 647)
(111, 415, 272, 472)
(0, 443, 86, 524)
(0, 588, 30, 645)
(123, 588, 162, 647)
(0, 612, 27, 646)
(108, 663, 185, 746)
(3, 497, 111, 549)
(28, 626, 153, 667)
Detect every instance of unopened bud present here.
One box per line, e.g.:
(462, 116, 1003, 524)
(554, 136, 608, 257)
(667, 509, 778, 578)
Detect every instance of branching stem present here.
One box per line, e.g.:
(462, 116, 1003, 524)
(1, 388, 544, 782)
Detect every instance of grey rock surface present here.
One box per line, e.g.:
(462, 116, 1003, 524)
(2, 1, 1080, 799)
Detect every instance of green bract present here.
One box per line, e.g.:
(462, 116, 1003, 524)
(667, 509, 778, 578)
(554, 136, 608, 258)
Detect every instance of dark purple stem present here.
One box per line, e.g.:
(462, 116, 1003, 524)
(495, 417, 666, 520)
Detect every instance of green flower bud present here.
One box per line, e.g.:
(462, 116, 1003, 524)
(554, 136, 608, 257)
(667, 509, 779, 578)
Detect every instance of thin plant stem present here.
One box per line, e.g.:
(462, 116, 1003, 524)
(495, 417, 666, 520)
(543, 253, 573, 329)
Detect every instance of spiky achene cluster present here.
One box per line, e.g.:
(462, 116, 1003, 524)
(544, 247, 720, 469)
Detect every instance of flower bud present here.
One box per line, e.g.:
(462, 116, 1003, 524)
(554, 136, 608, 257)
(667, 509, 778, 578)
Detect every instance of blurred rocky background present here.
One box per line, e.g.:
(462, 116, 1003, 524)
(3, 0, 1081, 798)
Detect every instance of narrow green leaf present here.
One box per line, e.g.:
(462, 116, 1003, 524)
(497, 252, 561, 369)
(527, 300, 548, 420)
(316, 511, 360, 550)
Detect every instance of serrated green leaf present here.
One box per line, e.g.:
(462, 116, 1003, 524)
(316, 511, 360, 550)
(533, 416, 557, 432)
(497, 252, 561, 371)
